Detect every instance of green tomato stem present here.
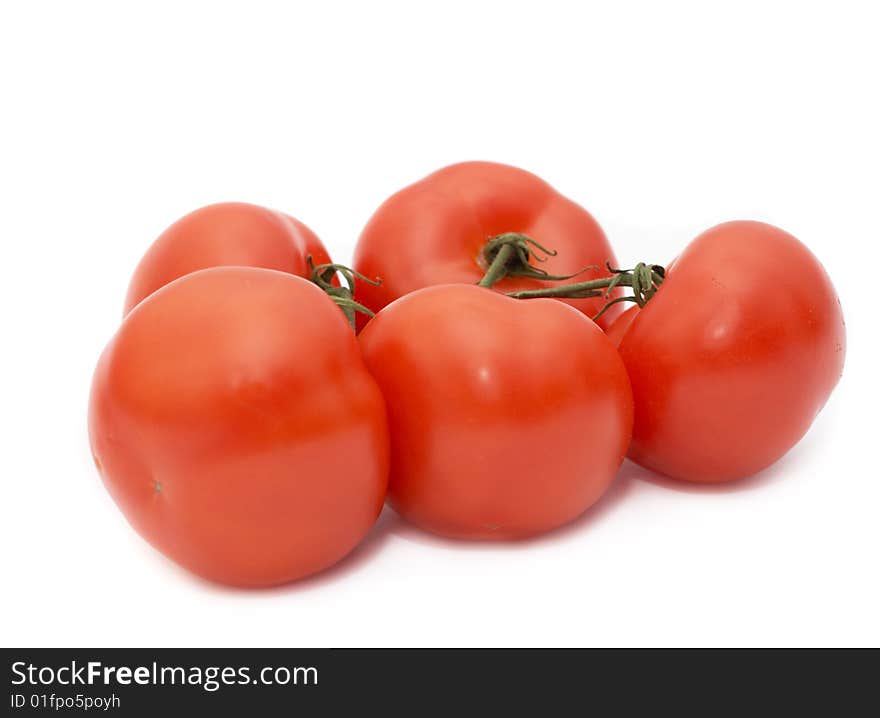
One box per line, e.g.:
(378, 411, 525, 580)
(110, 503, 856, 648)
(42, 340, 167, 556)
(506, 262, 667, 321)
(476, 232, 591, 288)
(308, 258, 379, 331)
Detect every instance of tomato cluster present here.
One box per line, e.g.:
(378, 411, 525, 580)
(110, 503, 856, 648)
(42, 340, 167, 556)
(89, 162, 845, 587)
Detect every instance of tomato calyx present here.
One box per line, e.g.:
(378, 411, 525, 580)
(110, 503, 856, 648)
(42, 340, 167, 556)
(477, 233, 593, 288)
(308, 257, 380, 330)
(507, 261, 667, 321)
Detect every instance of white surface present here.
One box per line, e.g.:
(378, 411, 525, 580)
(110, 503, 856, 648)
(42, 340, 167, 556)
(1, 1, 877, 647)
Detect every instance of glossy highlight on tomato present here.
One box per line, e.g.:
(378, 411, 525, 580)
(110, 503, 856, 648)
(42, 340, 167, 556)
(608, 221, 845, 483)
(124, 202, 333, 314)
(352, 161, 623, 331)
(90, 267, 389, 586)
(359, 284, 633, 539)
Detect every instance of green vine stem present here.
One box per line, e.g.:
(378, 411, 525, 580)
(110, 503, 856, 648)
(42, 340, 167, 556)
(477, 233, 593, 288)
(506, 261, 667, 321)
(308, 257, 380, 330)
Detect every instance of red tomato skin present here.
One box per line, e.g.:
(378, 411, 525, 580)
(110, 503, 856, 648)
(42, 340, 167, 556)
(606, 305, 640, 348)
(358, 284, 633, 540)
(614, 221, 845, 483)
(90, 268, 389, 586)
(352, 161, 623, 332)
(123, 202, 333, 314)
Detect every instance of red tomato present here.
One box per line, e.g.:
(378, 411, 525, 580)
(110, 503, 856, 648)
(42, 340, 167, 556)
(90, 267, 389, 586)
(605, 305, 639, 348)
(358, 284, 633, 539)
(124, 202, 333, 314)
(352, 161, 623, 332)
(608, 221, 845, 483)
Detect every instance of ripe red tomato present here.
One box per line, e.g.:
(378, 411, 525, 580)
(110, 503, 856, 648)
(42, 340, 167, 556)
(352, 161, 623, 332)
(124, 202, 333, 314)
(358, 284, 633, 539)
(90, 267, 389, 586)
(604, 305, 639, 348)
(608, 221, 845, 483)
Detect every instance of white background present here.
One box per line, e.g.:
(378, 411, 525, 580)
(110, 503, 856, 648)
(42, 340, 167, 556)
(1, 1, 877, 647)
